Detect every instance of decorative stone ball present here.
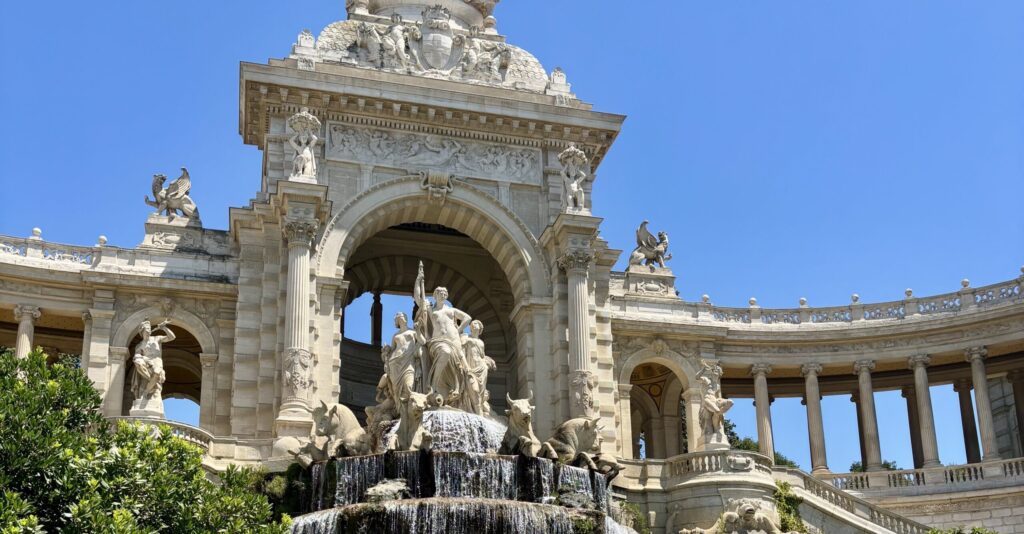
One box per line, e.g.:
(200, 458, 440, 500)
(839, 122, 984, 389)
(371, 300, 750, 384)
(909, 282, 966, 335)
(31, 227, 41, 238)
(905, 288, 913, 298)
(961, 278, 970, 288)
(97, 235, 108, 246)
(851, 293, 860, 304)
(748, 297, 757, 307)
(701, 294, 710, 303)
(484, 15, 496, 29)
(799, 297, 807, 306)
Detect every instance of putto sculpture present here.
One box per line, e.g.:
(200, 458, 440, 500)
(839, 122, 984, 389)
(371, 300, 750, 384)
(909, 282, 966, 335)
(129, 319, 174, 417)
(288, 107, 321, 181)
(628, 220, 672, 269)
(559, 143, 589, 213)
(145, 168, 200, 220)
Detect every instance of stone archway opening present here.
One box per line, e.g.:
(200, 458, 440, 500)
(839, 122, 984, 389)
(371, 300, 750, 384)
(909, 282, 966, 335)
(630, 362, 685, 459)
(338, 223, 517, 423)
(123, 325, 203, 417)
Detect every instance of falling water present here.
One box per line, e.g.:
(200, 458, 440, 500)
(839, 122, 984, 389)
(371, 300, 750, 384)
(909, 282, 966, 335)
(591, 472, 608, 513)
(516, 456, 556, 504)
(604, 514, 639, 534)
(422, 410, 507, 452)
(387, 450, 431, 497)
(309, 463, 326, 512)
(290, 508, 340, 534)
(334, 454, 385, 506)
(555, 464, 596, 509)
(434, 452, 518, 500)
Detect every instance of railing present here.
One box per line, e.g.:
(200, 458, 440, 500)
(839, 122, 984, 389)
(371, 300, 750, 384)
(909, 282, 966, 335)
(823, 457, 1024, 493)
(0, 235, 97, 266)
(108, 416, 213, 452)
(824, 471, 870, 491)
(663, 449, 774, 479)
(1002, 457, 1024, 477)
(777, 467, 930, 534)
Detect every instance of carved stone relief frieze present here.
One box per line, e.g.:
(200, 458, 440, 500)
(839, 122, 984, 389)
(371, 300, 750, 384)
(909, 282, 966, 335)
(326, 122, 540, 183)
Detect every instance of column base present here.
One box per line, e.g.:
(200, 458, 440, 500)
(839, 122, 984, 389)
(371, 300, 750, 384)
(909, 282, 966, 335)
(811, 467, 832, 477)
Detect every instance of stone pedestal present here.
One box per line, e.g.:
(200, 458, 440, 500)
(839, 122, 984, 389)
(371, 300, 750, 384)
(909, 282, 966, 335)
(129, 396, 165, 419)
(140, 214, 204, 252)
(623, 265, 677, 298)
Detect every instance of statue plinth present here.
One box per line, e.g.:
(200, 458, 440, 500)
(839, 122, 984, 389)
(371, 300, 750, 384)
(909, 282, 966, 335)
(140, 214, 204, 252)
(129, 396, 165, 419)
(624, 265, 677, 298)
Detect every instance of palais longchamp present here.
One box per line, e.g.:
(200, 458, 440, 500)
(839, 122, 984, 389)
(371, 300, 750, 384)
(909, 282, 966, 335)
(1, 1, 1022, 532)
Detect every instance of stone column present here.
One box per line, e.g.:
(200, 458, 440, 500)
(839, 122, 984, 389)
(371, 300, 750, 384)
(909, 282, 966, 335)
(617, 384, 635, 458)
(751, 363, 775, 461)
(558, 249, 596, 418)
(104, 347, 129, 417)
(852, 394, 868, 468)
(370, 291, 383, 347)
(1008, 371, 1024, 455)
(13, 304, 41, 358)
(965, 347, 1000, 461)
(663, 412, 681, 457)
(199, 353, 218, 431)
(801, 363, 830, 475)
(902, 386, 924, 469)
(908, 355, 941, 467)
(275, 219, 318, 438)
(854, 359, 883, 471)
(953, 379, 982, 464)
(80, 311, 93, 369)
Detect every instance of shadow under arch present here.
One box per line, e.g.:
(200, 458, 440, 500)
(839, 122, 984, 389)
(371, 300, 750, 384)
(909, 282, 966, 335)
(315, 177, 550, 302)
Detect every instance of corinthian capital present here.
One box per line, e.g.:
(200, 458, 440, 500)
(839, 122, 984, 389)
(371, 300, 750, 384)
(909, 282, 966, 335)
(750, 362, 773, 377)
(853, 359, 875, 374)
(557, 249, 593, 273)
(964, 346, 987, 363)
(13, 305, 41, 322)
(800, 362, 822, 377)
(283, 220, 319, 248)
(908, 354, 931, 369)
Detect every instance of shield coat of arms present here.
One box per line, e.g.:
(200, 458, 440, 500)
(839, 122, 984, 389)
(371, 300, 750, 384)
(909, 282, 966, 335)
(419, 6, 455, 69)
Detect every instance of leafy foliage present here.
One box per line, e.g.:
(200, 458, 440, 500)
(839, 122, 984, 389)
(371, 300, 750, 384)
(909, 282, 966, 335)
(773, 481, 808, 534)
(0, 349, 289, 532)
(724, 420, 799, 468)
(850, 460, 900, 472)
(616, 501, 651, 534)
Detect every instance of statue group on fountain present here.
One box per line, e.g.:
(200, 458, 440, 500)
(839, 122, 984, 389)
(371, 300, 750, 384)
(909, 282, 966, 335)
(367, 261, 497, 429)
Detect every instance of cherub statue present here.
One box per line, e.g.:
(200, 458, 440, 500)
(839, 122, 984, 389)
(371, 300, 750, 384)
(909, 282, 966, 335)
(145, 168, 199, 220)
(628, 220, 672, 269)
(288, 107, 321, 180)
(559, 143, 589, 212)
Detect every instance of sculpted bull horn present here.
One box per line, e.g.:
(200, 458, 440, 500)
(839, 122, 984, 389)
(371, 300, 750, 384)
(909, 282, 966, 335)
(527, 390, 534, 402)
(506, 392, 513, 405)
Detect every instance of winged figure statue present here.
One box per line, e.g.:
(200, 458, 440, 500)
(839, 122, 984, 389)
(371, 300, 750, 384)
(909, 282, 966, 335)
(145, 167, 200, 220)
(627, 220, 671, 269)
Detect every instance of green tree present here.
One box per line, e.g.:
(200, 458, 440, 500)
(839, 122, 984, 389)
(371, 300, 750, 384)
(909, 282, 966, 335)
(724, 419, 800, 468)
(850, 460, 900, 472)
(0, 349, 289, 532)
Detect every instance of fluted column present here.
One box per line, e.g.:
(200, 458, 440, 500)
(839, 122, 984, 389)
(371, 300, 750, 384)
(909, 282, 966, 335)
(276, 219, 318, 433)
(199, 353, 218, 431)
(902, 386, 924, 468)
(1009, 371, 1024, 455)
(854, 359, 883, 471)
(802, 363, 830, 475)
(13, 304, 41, 358)
(965, 347, 1000, 460)
(751, 363, 775, 461)
(909, 355, 941, 467)
(953, 379, 982, 464)
(558, 248, 595, 418)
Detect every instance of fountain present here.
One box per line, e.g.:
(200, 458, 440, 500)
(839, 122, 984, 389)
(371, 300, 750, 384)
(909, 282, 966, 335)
(285, 262, 637, 533)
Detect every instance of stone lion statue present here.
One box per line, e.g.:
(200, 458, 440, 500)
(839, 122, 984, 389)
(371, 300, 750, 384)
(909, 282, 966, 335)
(679, 498, 797, 534)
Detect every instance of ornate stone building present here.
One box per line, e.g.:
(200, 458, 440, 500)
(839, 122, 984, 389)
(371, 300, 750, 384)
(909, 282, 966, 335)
(1, 1, 1022, 532)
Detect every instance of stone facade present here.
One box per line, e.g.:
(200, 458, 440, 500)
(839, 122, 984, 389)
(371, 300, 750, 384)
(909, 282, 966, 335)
(1, 2, 1023, 533)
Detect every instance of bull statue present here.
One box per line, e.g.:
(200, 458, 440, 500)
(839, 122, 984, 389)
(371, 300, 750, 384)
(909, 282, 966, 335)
(539, 416, 603, 470)
(499, 391, 542, 457)
(388, 391, 432, 452)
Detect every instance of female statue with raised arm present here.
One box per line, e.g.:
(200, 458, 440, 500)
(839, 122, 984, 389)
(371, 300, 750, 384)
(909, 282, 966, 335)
(413, 261, 472, 407)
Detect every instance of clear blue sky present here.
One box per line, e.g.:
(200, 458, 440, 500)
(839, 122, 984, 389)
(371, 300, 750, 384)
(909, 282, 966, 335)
(2, 1, 1021, 472)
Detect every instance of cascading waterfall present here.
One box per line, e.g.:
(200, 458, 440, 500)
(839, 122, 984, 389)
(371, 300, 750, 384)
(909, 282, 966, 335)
(334, 455, 385, 506)
(289, 410, 637, 533)
(433, 452, 518, 500)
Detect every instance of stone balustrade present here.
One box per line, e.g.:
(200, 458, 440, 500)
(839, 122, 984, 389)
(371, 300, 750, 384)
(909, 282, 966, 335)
(0, 232, 237, 283)
(613, 268, 1024, 329)
(617, 450, 776, 491)
(108, 416, 214, 452)
(821, 456, 1024, 494)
